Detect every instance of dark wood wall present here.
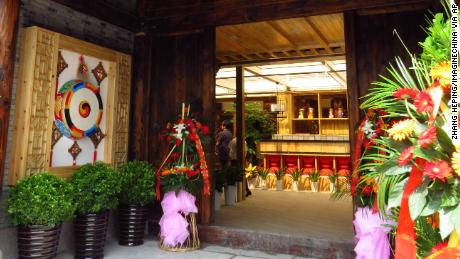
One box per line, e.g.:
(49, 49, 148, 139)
(345, 8, 428, 160)
(0, 0, 19, 190)
(130, 29, 216, 224)
(130, 2, 434, 224)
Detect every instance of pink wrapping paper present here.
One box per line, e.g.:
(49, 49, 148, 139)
(159, 191, 198, 247)
(354, 207, 393, 259)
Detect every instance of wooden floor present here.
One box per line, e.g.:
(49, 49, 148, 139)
(214, 189, 354, 241)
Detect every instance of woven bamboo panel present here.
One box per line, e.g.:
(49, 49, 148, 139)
(10, 27, 59, 183)
(9, 27, 132, 184)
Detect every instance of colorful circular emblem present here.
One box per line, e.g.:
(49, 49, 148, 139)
(54, 79, 103, 139)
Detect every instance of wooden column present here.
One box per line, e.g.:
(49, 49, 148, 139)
(344, 11, 359, 169)
(236, 66, 246, 198)
(0, 0, 19, 190)
(129, 32, 152, 162)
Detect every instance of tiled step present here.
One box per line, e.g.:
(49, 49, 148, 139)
(148, 221, 355, 259)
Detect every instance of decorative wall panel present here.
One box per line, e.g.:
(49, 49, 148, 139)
(9, 27, 131, 184)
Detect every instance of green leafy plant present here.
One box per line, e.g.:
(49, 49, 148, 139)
(70, 162, 121, 214)
(225, 165, 240, 186)
(7, 173, 75, 227)
(118, 161, 156, 206)
(226, 102, 276, 164)
(245, 164, 258, 179)
(328, 172, 339, 184)
(215, 169, 226, 192)
(309, 171, 320, 182)
(290, 168, 302, 181)
(258, 168, 269, 180)
(161, 172, 202, 195)
(275, 168, 285, 181)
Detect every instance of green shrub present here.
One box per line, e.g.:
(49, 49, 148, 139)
(70, 162, 121, 214)
(118, 161, 156, 206)
(7, 173, 75, 227)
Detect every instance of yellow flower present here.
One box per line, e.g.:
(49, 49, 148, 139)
(430, 61, 451, 90)
(451, 145, 460, 176)
(245, 163, 257, 178)
(387, 119, 415, 141)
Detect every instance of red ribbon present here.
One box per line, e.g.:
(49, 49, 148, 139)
(353, 119, 366, 178)
(395, 158, 425, 259)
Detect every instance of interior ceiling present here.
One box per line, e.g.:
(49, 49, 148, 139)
(215, 59, 347, 98)
(216, 13, 345, 64)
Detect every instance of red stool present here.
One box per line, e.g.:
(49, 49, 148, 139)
(319, 157, 334, 176)
(283, 156, 297, 174)
(336, 157, 351, 177)
(267, 155, 281, 173)
(300, 156, 315, 175)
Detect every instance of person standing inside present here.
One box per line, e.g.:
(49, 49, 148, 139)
(216, 120, 233, 169)
(229, 136, 252, 196)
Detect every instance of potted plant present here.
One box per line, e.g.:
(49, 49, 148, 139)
(214, 169, 226, 210)
(291, 168, 302, 192)
(328, 172, 339, 192)
(70, 162, 121, 258)
(235, 166, 245, 202)
(224, 166, 238, 205)
(7, 173, 75, 259)
(309, 171, 320, 192)
(245, 163, 258, 190)
(118, 160, 156, 246)
(275, 168, 285, 191)
(257, 168, 269, 190)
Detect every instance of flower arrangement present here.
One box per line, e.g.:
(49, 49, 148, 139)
(257, 167, 269, 180)
(157, 103, 210, 196)
(309, 171, 320, 182)
(290, 168, 302, 182)
(328, 172, 339, 184)
(245, 163, 258, 179)
(275, 168, 285, 181)
(156, 103, 210, 249)
(347, 3, 460, 258)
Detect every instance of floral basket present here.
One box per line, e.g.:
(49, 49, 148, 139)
(158, 191, 200, 251)
(156, 103, 210, 251)
(159, 212, 199, 252)
(339, 3, 460, 258)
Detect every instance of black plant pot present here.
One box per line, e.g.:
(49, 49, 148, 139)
(74, 210, 109, 259)
(17, 224, 61, 259)
(118, 204, 148, 246)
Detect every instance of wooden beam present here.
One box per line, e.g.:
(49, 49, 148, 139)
(303, 17, 333, 54)
(266, 21, 299, 48)
(219, 53, 344, 67)
(145, 0, 432, 32)
(244, 66, 291, 90)
(51, 0, 140, 32)
(323, 61, 346, 86)
(0, 0, 19, 190)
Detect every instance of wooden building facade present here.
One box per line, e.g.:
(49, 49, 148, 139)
(0, 0, 440, 226)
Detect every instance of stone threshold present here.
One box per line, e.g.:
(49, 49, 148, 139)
(149, 221, 355, 259)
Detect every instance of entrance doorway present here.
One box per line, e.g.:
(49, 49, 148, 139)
(212, 13, 354, 251)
